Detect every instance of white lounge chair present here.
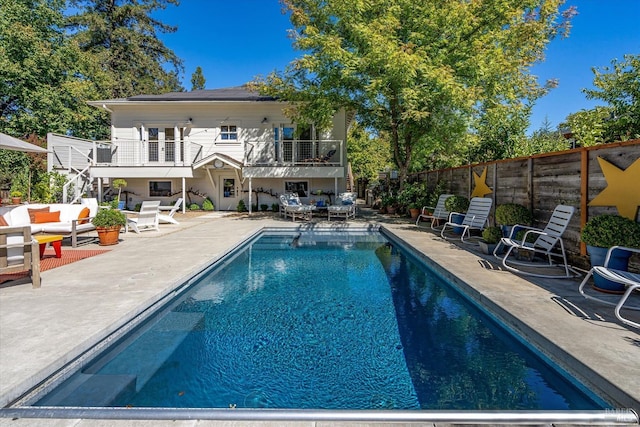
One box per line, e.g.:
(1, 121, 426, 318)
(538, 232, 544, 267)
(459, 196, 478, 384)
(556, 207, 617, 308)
(578, 246, 640, 328)
(0, 226, 40, 288)
(127, 201, 160, 233)
(415, 194, 453, 229)
(158, 198, 183, 225)
(440, 197, 492, 242)
(494, 205, 575, 278)
(327, 192, 356, 221)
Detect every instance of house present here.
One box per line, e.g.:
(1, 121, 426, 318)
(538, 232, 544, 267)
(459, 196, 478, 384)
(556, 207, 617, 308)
(48, 86, 354, 211)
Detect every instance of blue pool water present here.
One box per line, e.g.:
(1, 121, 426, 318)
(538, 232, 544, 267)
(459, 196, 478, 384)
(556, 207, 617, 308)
(34, 231, 608, 410)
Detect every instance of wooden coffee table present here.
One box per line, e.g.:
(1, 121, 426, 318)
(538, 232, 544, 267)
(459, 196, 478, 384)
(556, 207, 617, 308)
(34, 234, 63, 259)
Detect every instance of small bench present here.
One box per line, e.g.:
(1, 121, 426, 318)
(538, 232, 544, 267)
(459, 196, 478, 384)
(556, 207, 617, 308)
(34, 234, 63, 259)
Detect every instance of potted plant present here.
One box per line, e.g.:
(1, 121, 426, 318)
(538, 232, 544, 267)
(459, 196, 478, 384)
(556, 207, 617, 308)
(92, 208, 127, 246)
(444, 195, 469, 234)
(112, 178, 128, 210)
(10, 190, 22, 205)
(381, 193, 398, 214)
(479, 226, 502, 255)
(581, 214, 640, 293)
(398, 182, 427, 219)
(495, 203, 533, 237)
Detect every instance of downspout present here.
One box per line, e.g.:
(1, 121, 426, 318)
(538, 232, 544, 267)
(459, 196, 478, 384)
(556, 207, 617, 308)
(248, 178, 252, 215)
(182, 177, 186, 214)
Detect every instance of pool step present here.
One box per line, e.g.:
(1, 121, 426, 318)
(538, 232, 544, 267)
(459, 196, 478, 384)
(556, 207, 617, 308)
(36, 373, 136, 407)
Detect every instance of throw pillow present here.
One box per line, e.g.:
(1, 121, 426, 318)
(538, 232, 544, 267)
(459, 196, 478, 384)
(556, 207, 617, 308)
(0, 215, 7, 226)
(34, 211, 61, 224)
(342, 200, 353, 205)
(77, 207, 90, 224)
(28, 207, 50, 223)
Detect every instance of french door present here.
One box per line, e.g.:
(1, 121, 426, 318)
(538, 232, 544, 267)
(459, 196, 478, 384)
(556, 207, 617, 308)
(147, 127, 182, 163)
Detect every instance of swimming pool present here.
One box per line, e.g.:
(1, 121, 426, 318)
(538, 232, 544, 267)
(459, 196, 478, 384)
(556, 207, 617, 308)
(8, 229, 635, 422)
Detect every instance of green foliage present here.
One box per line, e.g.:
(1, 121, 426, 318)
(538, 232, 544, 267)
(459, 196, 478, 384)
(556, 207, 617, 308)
(445, 195, 469, 213)
(495, 204, 533, 226)
(582, 54, 640, 142)
(563, 107, 611, 147)
(189, 203, 200, 210)
(271, 203, 279, 212)
(581, 215, 640, 248)
(255, 0, 572, 183)
(260, 204, 269, 211)
(191, 66, 206, 91)
(236, 199, 247, 212)
(482, 226, 503, 244)
(515, 118, 569, 157)
(67, 0, 184, 100)
(397, 181, 427, 209)
(346, 122, 392, 182)
(202, 198, 214, 211)
(92, 208, 126, 228)
(10, 190, 22, 197)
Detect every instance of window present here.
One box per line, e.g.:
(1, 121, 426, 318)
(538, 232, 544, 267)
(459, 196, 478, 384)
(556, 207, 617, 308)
(285, 181, 308, 197)
(149, 181, 172, 197)
(220, 125, 238, 141)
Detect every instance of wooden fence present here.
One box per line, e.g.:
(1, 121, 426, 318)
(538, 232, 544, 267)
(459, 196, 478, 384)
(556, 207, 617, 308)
(410, 139, 640, 269)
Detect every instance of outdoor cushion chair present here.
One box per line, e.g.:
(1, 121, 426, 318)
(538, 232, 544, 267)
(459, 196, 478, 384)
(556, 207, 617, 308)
(158, 198, 183, 225)
(127, 201, 160, 234)
(303, 149, 336, 163)
(0, 226, 40, 288)
(494, 204, 575, 278)
(415, 194, 453, 229)
(440, 197, 493, 242)
(578, 246, 640, 328)
(327, 192, 357, 221)
(279, 193, 301, 218)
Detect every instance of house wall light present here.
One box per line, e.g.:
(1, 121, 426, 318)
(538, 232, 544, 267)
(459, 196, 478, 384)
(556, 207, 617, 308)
(261, 117, 268, 124)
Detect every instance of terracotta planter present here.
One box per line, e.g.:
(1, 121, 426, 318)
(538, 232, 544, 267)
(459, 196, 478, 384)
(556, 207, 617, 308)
(97, 226, 121, 246)
(11, 197, 21, 205)
(386, 206, 397, 215)
(409, 208, 420, 219)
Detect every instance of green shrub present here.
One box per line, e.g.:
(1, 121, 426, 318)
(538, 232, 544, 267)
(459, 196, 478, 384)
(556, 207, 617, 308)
(481, 226, 502, 244)
(92, 208, 126, 228)
(260, 204, 269, 211)
(189, 203, 200, 210)
(445, 195, 469, 213)
(271, 203, 279, 212)
(237, 199, 247, 212)
(495, 203, 533, 226)
(202, 198, 214, 211)
(581, 214, 640, 248)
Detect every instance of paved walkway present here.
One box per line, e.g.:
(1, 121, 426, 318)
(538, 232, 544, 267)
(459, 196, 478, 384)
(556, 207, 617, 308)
(0, 206, 638, 426)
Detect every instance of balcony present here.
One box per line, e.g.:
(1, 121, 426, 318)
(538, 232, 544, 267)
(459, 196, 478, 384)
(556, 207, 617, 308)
(244, 140, 343, 166)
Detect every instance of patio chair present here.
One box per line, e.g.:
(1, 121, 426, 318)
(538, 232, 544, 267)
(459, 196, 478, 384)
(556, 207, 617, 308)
(127, 201, 160, 234)
(0, 226, 40, 288)
(440, 197, 493, 242)
(327, 192, 357, 221)
(494, 204, 575, 278)
(279, 193, 301, 219)
(303, 149, 336, 163)
(415, 194, 453, 229)
(158, 198, 183, 225)
(578, 246, 640, 328)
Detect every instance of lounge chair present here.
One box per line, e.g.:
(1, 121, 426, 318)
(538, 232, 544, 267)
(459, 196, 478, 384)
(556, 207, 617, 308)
(279, 193, 313, 221)
(327, 192, 357, 221)
(303, 149, 336, 163)
(158, 198, 183, 225)
(415, 194, 453, 229)
(0, 226, 40, 288)
(440, 197, 492, 242)
(494, 205, 575, 278)
(127, 201, 160, 233)
(279, 193, 300, 218)
(578, 246, 640, 328)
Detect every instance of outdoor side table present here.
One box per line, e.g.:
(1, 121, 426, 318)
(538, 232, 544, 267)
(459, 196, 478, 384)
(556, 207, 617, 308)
(34, 234, 63, 259)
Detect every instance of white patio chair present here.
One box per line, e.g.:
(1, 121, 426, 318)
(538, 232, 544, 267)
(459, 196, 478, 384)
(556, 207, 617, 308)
(279, 193, 301, 219)
(578, 246, 640, 328)
(0, 226, 41, 288)
(127, 201, 160, 233)
(494, 205, 575, 278)
(158, 198, 183, 225)
(327, 192, 356, 221)
(440, 197, 493, 243)
(415, 194, 453, 229)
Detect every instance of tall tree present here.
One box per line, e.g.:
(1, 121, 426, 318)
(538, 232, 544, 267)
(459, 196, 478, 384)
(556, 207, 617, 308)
(67, 0, 184, 98)
(0, 0, 107, 138)
(254, 0, 574, 186)
(191, 66, 206, 90)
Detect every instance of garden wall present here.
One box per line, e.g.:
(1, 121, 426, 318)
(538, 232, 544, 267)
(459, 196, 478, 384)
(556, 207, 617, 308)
(411, 139, 640, 269)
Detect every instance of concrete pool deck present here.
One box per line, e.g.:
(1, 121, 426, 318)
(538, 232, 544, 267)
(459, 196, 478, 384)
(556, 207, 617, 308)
(0, 206, 638, 426)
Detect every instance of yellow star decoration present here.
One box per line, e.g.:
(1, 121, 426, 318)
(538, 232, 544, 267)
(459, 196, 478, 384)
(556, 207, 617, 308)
(470, 167, 493, 198)
(589, 156, 640, 220)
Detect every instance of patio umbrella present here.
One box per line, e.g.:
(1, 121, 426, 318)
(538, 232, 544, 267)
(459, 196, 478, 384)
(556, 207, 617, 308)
(0, 132, 48, 153)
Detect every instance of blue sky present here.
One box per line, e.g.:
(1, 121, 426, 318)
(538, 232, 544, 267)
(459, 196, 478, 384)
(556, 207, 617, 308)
(155, 1, 639, 133)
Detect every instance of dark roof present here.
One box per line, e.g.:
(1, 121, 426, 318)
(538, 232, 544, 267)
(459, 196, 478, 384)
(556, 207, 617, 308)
(127, 86, 277, 102)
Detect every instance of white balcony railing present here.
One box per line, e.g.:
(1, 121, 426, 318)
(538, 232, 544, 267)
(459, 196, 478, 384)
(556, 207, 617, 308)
(245, 140, 343, 166)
